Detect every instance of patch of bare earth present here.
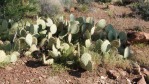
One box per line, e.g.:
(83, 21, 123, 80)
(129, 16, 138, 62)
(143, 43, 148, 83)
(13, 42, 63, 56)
(0, 57, 132, 84)
(1, 3, 149, 84)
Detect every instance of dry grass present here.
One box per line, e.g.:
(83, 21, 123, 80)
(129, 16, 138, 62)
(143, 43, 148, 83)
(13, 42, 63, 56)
(38, 0, 64, 16)
(129, 44, 149, 67)
(101, 53, 133, 70)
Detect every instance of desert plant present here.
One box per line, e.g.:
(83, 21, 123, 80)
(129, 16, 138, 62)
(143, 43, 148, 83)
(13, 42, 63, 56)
(0, 0, 40, 21)
(129, 1, 149, 20)
(0, 14, 133, 71)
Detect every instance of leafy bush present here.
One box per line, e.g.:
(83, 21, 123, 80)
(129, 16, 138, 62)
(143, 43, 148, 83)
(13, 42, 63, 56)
(137, 1, 149, 20)
(130, 1, 149, 20)
(0, 0, 40, 21)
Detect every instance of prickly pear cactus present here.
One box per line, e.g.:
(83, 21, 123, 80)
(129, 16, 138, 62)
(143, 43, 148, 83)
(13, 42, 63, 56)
(29, 44, 38, 52)
(86, 17, 94, 25)
(124, 47, 130, 58)
(19, 29, 27, 37)
(68, 34, 72, 43)
(118, 31, 127, 44)
(37, 18, 46, 29)
(68, 21, 79, 34)
(83, 30, 91, 39)
(0, 50, 7, 63)
(48, 44, 61, 58)
(3, 41, 11, 52)
(56, 38, 61, 49)
(1, 20, 8, 32)
(43, 54, 54, 65)
(0, 14, 133, 71)
(10, 51, 20, 63)
(25, 34, 33, 47)
(85, 39, 91, 48)
(50, 24, 57, 34)
(29, 24, 39, 34)
(95, 39, 103, 52)
(111, 40, 120, 48)
(91, 26, 95, 35)
(80, 53, 93, 71)
(32, 37, 38, 45)
(47, 32, 52, 39)
(60, 43, 70, 51)
(96, 19, 106, 30)
(46, 17, 53, 27)
(70, 14, 75, 21)
(101, 40, 111, 53)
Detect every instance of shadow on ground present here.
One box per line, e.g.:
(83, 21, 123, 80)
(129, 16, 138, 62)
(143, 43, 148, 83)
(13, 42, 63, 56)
(68, 68, 86, 78)
(25, 60, 44, 68)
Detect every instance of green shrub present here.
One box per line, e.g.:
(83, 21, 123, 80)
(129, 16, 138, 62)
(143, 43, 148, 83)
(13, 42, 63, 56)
(0, 0, 40, 21)
(130, 1, 149, 20)
(137, 1, 149, 20)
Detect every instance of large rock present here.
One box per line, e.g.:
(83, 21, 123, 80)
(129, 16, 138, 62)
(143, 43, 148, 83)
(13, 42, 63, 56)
(137, 75, 147, 84)
(107, 70, 120, 79)
(142, 68, 149, 76)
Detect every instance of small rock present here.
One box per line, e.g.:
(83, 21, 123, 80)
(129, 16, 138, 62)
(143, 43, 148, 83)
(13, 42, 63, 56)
(126, 78, 131, 84)
(66, 80, 71, 83)
(5, 66, 13, 71)
(100, 76, 107, 84)
(137, 75, 147, 84)
(26, 80, 30, 83)
(100, 76, 107, 80)
(107, 70, 120, 79)
(22, 71, 26, 74)
(39, 77, 42, 81)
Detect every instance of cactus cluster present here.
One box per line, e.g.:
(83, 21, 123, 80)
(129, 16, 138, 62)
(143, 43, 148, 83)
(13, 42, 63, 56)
(0, 14, 131, 71)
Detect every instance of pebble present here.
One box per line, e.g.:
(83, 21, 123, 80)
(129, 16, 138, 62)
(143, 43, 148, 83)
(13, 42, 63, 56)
(22, 71, 26, 74)
(39, 77, 42, 81)
(26, 80, 30, 83)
